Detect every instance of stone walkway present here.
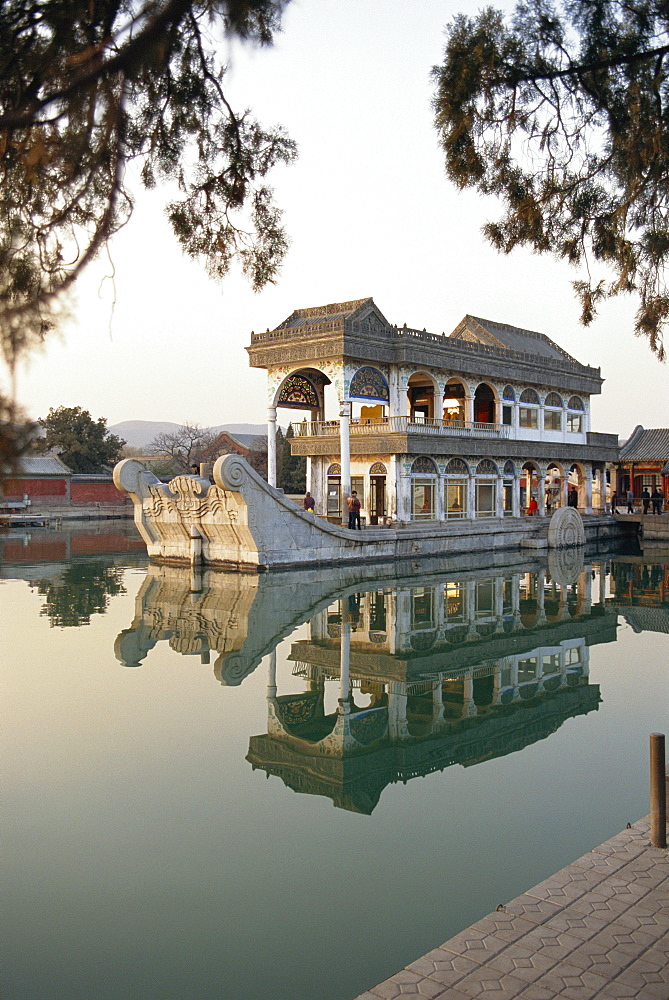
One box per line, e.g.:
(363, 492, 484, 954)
(353, 816, 668, 1000)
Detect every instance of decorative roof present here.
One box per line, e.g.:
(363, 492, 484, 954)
(450, 315, 579, 364)
(12, 454, 72, 476)
(276, 298, 382, 330)
(619, 426, 669, 462)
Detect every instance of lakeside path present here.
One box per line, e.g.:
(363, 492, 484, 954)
(353, 814, 668, 1000)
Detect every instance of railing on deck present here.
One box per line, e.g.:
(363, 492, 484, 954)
(294, 417, 510, 439)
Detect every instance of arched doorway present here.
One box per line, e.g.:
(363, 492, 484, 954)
(369, 462, 387, 525)
(521, 462, 541, 514)
(474, 382, 496, 423)
(407, 373, 436, 422)
(443, 379, 466, 423)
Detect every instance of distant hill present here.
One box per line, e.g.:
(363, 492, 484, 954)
(110, 420, 270, 450)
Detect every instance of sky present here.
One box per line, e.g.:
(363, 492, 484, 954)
(9, 0, 668, 441)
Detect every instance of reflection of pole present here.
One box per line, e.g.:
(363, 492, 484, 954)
(650, 733, 667, 849)
(267, 648, 277, 699)
(339, 620, 350, 704)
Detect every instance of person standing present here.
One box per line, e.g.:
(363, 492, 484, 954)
(303, 491, 315, 512)
(626, 488, 635, 513)
(651, 488, 664, 515)
(528, 497, 538, 516)
(642, 488, 651, 514)
(568, 485, 578, 508)
(347, 490, 361, 529)
(610, 490, 618, 514)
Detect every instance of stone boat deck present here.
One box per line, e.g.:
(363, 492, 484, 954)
(353, 815, 668, 1000)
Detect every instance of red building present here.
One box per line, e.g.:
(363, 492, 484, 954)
(617, 426, 669, 503)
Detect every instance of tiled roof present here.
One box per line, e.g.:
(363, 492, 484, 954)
(619, 426, 669, 461)
(278, 298, 375, 330)
(451, 315, 579, 363)
(13, 454, 72, 475)
(620, 606, 669, 634)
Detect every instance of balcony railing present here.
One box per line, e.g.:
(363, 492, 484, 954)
(294, 417, 510, 439)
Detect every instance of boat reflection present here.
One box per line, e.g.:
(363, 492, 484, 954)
(113, 548, 655, 811)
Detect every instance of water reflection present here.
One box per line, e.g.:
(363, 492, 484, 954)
(0, 523, 147, 627)
(114, 549, 645, 813)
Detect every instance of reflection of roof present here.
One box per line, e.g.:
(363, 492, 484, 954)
(619, 426, 669, 462)
(13, 454, 72, 475)
(619, 606, 669, 634)
(450, 315, 579, 363)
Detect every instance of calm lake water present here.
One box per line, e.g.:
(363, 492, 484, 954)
(2, 522, 667, 1000)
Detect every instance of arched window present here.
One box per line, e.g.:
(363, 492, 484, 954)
(503, 461, 515, 515)
(446, 458, 468, 475)
(277, 374, 319, 408)
(503, 385, 516, 401)
(567, 396, 584, 433)
(370, 462, 387, 474)
(445, 459, 468, 518)
(475, 460, 498, 517)
(411, 458, 436, 519)
(411, 456, 437, 474)
(476, 459, 499, 475)
(519, 388, 539, 429)
(544, 392, 563, 431)
(349, 367, 389, 401)
(327, 463, 341, 475)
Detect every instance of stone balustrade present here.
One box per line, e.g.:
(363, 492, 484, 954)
(293, 416, 511, 439)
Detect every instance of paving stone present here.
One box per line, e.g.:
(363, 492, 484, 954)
(369, 968, 445, 998)
(516, 984, 557, 1000)
(587, 922, 661, 958)
(440, 926, 509, 963)
(613, 903, 669, 934)
(543, 907, 609, 941)
(611, 952, 669, 998)
(471, 911, 538, 944)
(514, 924, 583, 964)
(453, 964, 529, 999)
(485, 943, 557, 983)
(592, 835, 649, 861)
(572, 852, 631, 876)
(504, 894, 563, 926)
(566, 936, 636, 977)
(530, 961, 610, 1000)
(568, 890, 638, 919)
(406, 948, 478, 988)
(526, 867, 609, 907)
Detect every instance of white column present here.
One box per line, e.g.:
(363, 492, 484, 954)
(467, 475, 476, 519)
(465, 393, 474, 424)
(339, 401, 351, 502)
(306, 456, 312, 496)
(584, 467, 593, 514)
(538, 467, 546, 516)
(513, 475, 521, 518)
(267, 405, 277, 487)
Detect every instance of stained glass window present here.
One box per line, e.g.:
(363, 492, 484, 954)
(327, 463, 341, 475)
(503, 460, 515, 476)
(502, 385, 516, 401)
(349, 366, 389, 401)
(370, 462, 387, 474)
(277, 374, 319, 408)
(520, 388, 540, 404)
(446, 458, 468, 475)
(411, 456, 437, 474)
(476, 459, 499, 475)
(568, 395, 584, 410)
(545, 392, 563, 407)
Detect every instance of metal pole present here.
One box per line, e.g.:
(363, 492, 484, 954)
(650, 733, 666, 849)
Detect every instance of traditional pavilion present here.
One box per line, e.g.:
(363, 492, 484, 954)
(616, 426, 669, 503)
(247, 298, 619, 524)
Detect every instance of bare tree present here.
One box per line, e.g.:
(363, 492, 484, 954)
(149, 424, 215, 472)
